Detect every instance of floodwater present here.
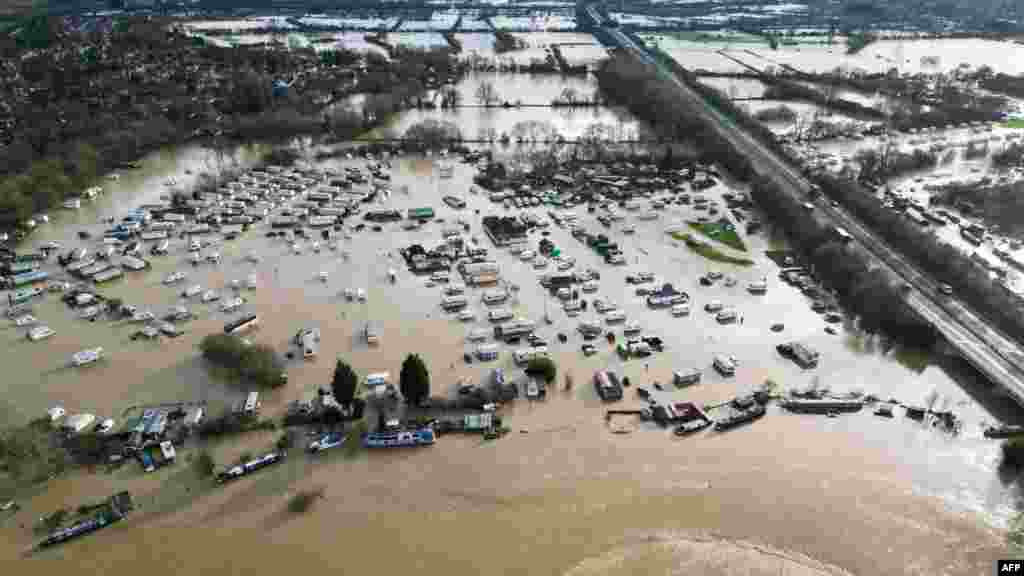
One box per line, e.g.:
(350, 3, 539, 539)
(0, 78, 1019, 573)
(368, 73, 641, 141)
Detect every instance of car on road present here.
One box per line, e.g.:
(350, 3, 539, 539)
(939, 283, 953, 296)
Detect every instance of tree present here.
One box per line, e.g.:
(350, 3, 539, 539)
(475, 80, 499, 107)
(194, 450, 215, 478)
(440, 86, 462, 109)
(525, 357, 557, 383)
(403, 119, 462, 149)
(331, 359, 358, 408)
(556, 87, 579, 106)
(399, 353, 430, 407)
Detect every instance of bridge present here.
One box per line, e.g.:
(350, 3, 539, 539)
(582, 3, 1024, 408)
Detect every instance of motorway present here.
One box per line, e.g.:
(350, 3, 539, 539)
(585, 4, 1024, 406)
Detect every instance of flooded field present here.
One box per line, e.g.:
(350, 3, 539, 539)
(644, 32, 1024, 76)
(0, 64, 1019, 573)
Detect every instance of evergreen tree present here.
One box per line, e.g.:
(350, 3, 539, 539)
(330, 359, 359, 408)
(399, 353, 430, 406)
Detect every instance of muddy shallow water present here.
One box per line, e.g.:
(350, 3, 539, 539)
(0, 127, 1019, 572)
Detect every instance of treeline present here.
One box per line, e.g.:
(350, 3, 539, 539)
(853, 148, 938, 184)
(762, 80, 886, 120)
(595, 52, 756, 181)
(754, 179, 933, 342)
(813, 171, 1024, 344)
(0, 143, 99, 230)
(596, 52, 932, 341)
(494, 30, 525, 54)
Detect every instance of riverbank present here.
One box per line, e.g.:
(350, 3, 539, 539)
(0, 384, 1008, 574)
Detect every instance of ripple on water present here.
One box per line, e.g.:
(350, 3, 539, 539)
(562, 531, 856, 576)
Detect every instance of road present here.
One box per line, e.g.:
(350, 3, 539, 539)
(586, 5, 1024, 407)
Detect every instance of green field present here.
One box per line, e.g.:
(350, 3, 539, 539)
(1004, 119, 1024, 129)
(669, 232, 755, 266)
(688, 219, 748, 252)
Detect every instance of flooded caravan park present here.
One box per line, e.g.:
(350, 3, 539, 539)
(0, 44, 1018, 576)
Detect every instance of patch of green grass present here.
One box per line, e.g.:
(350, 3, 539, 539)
(1004, 119, 1024, 129)
(669, 232, 755, 267)
(687, 219, 747, 252)
(287, 487, 325, 514)
(343, 420, 368, 459)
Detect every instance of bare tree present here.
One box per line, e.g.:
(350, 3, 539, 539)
(475, 81, 499, 107)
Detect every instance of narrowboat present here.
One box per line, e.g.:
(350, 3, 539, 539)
(216, 451, 285, 484)
(362, 428, 436, 448)
(224, 314, 259, 335)
(713, 402, 766, 431)
(308, 432, 347, 453)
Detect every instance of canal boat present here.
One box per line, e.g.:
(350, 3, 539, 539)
(182, 285, 202, 298)
(713, 402, 766, 431)
(362, 428, 435, 448)
(6, 270, 49, 288)
(224, 313, 259, 335)
(216, 451, 285, 484)
(71, 347, 104, 367)
(202, 290, 218, 303)
(674, 418, 712, 436)
(308, 432, 347, 454)
(671, 303, 690, 317)
(457, 309, 475, 322)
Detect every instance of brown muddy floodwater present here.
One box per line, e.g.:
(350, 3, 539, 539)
(0, 109, 1018, 574)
